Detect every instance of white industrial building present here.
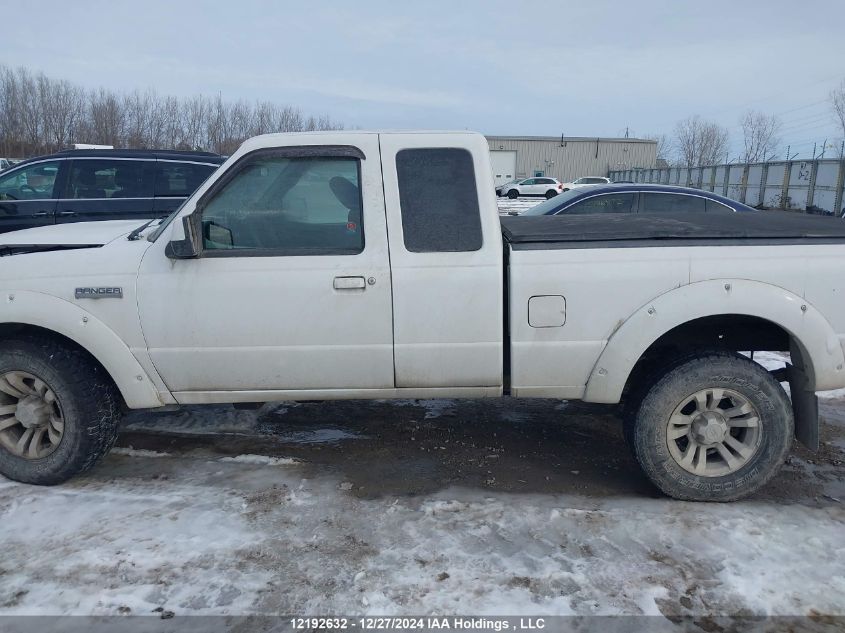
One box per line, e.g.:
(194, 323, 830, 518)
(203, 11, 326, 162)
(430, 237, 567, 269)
(485, 135, 658, 186)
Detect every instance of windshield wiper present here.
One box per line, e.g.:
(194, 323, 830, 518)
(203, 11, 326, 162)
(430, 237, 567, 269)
(127, 218, 158, 241)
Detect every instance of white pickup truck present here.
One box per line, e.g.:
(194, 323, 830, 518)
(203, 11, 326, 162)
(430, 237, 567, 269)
(1, 131, 844, 501)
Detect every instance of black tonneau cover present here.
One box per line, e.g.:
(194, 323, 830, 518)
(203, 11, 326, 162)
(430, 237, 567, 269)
(500, 211, 845, 249)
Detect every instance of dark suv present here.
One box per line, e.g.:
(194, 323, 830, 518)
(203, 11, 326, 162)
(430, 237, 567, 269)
(0, 149, 225, 234)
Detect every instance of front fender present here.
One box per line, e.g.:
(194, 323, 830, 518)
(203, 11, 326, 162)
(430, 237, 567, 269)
(0, 290, 164, 409)
(583, 279, 845, 403)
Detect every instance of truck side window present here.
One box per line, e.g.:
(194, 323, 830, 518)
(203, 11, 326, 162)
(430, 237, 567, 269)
(640, 192, 705, 213)
(155, 162, 218, 197)
(562, 193, 635, 214)
(200, 155, 363, 254)
(67, 160, 154, 199)
(0, 161, 61, 200)
(705, 198, 734, 213)
(396, 148, 483, 252)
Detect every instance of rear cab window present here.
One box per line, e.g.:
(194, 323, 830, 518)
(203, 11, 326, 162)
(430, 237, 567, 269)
(395, 148, 483, 252)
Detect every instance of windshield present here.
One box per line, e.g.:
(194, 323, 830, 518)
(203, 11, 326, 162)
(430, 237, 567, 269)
(147, 198, 189, 241)
(520, 188, 584, 215)
(147, 166, 220, 241)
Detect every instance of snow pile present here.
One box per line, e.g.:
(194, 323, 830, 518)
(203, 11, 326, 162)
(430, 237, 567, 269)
(218, 454, 298, 466)
(0, 450, 842, 617)
(496, 196, 544, 216)
(111, 447, 171, 458)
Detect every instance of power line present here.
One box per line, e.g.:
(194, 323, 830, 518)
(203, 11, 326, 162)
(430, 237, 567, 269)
(779, 120, 838, 136)
(706, 73, 844, 119)
(779, 110, 834, 127)
(779, 124, 836, 138)
(722, 102, 833, 133)
(774, 98, 831, 117)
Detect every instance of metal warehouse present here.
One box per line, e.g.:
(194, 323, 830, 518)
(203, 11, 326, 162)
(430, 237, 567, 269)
(485, 135, 657, 186)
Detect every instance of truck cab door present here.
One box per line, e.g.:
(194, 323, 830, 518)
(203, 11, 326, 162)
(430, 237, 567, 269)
(137, 135, 395, 395)
(378, 133, 504, 389)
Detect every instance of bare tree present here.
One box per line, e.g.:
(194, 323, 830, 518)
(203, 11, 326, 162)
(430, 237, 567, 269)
(832, 79, 845, 141)
(0, 67, 23, 156)
(181, 95, 209, 150)
(42, 79, 85, 150)
(88, 88, 126, 146)
(644, 133, 670, 163)
(674, 115, 730, 167)
(740, 110, 781, 163)
(0, 64, 344, 157)
(18, 68, 44, 154)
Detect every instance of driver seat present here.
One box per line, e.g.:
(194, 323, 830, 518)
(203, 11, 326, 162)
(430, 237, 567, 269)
(329, 176, 361, 226)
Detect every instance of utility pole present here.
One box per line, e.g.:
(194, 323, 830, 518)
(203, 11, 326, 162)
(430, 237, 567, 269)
(785, 145, 790, 161)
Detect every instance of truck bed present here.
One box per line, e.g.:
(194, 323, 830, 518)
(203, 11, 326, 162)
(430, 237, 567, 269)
(500, 211, 845, 249)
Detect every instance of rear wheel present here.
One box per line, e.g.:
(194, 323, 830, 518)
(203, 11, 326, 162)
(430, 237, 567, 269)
(0, 338, 121, 485)
(545, 190, 558, 199)
(507, 189, 519, 199)
(626, 351, 793, 501)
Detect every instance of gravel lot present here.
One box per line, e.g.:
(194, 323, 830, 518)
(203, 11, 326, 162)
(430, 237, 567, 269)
(0, 356, 843, 620)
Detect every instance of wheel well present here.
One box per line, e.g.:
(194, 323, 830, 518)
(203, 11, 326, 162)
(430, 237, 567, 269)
(0, 323, 124, 407)
(622, 314, 796, 400)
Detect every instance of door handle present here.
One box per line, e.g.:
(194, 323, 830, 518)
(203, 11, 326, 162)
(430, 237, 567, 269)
(33, 212, 50, 217)
(58, 211, 77, 217)
(333, 276, 366, 290)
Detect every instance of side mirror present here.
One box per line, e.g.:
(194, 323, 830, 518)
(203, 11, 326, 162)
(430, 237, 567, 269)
(204, 220, 234, 248)
(165, 215, 199, 259)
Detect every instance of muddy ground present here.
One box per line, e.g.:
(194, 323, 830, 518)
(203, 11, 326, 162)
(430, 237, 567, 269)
(0, 395, 843, 620)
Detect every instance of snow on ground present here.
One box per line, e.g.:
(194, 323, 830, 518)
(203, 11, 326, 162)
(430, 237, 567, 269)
(747, 351, 845, 402)
(0, 392, 843, 620)
(496, 196, 544, 215)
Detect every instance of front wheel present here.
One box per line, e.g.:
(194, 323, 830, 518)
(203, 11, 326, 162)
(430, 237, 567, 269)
(0, 338, 121, 485)
(507, 189, 519, 199)
(626, 351, 793, 501)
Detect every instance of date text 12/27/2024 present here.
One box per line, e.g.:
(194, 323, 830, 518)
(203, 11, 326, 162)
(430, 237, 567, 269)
(290, 617, 547, 630)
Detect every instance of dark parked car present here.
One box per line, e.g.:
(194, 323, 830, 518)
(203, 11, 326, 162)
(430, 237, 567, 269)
(0, 149, 224, 233)
(520, 183, 757, 216)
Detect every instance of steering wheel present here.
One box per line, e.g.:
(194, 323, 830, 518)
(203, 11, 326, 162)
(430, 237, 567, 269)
(19, 185, 37, 195)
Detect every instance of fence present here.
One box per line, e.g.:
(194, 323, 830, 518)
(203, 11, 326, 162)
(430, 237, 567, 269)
(609, 158, 845, 216)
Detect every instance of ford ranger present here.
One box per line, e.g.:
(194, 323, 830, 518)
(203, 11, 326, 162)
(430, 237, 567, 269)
(1, 131, 844, 501)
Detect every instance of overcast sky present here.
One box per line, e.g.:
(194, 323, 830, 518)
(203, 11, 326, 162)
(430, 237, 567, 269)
(5, 0, 845, 158)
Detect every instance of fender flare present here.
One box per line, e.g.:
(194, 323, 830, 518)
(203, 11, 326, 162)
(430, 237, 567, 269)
(0, 290, 164, 409)
(583, 278, 845, 403)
